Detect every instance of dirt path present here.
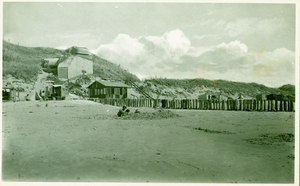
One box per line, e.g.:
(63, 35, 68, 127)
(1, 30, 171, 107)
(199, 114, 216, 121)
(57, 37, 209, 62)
(2, 100, 295, 183)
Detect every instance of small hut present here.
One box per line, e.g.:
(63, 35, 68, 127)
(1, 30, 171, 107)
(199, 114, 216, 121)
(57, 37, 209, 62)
(275, 94, 289, 101)
(2, 86, 17, 101)
(87, 80, 131, 99)
(266, 94, 276, 100)
(256, 94, 267, 100)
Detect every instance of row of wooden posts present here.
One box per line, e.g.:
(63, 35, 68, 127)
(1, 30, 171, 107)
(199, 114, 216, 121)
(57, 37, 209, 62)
(92, 98, 295, 112)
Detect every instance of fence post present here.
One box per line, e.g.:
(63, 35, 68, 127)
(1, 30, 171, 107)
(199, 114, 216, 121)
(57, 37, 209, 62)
(271, 100, 275, 111)
(226, 100, 230, 110)
(264, 100, 267, 111)
(289, 100, 293, 111)
(248, 100, 251, 110)
(254, 99, 258, 111)
(249, 100, 251, 110)
(221, 100, 225, 110)
(234, 100, 237, 110)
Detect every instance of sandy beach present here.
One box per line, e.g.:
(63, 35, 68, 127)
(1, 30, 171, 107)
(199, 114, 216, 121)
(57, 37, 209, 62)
(2, 100, 295, 183)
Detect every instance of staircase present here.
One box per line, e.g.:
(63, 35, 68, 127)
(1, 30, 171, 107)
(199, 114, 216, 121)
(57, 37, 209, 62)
(125, 80, 154, 100)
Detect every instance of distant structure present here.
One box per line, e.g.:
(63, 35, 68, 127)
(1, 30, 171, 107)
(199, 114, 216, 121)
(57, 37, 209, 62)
(198, 93, 227, 101)
(2, 85, 16, 101)
(266, 94, 277, 100)
(58, 46, 93, 80)
(42, 46, 93, 80)
(42, 58, 60, 74)
(256, 94, 266, 100)
(87, 80, 131, 99)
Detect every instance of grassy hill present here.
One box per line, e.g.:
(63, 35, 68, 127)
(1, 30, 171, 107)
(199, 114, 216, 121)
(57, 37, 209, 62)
(3, 40, 64, 82)
(136, 78, 294, 99)
(278, 84, 295, 96)
(2, 40, 140, 84)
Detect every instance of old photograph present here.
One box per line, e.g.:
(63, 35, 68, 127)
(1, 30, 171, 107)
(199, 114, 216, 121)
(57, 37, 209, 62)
(1, 1, 298, 185)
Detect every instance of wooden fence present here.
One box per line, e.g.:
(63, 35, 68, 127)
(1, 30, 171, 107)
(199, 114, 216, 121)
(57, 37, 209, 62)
(91, 98, 295, 112)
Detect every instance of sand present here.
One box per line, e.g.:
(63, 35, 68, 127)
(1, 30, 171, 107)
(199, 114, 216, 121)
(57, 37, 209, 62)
(2, 100, 295, 183)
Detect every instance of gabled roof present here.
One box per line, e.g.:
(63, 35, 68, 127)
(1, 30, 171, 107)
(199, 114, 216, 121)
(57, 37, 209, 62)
(87, 80, 130, 88)
(66, 46, 90, 55)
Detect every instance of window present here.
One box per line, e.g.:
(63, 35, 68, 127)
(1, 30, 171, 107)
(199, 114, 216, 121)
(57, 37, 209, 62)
(114, 88, 120, 95)
(94, 89, 97, 95)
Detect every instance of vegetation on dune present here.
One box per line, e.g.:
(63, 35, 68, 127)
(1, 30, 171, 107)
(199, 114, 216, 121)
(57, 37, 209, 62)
(140, 77, 293, 99)
(92, 55, 140, 82)
(3, 40, 64, 83)
(2, 40, 140, 84)
(278, 84, 295, 95)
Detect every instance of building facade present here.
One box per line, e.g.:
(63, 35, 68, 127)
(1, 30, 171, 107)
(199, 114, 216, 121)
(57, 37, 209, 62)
(58, 55, 93, 80)
(87, 80, 131, 99)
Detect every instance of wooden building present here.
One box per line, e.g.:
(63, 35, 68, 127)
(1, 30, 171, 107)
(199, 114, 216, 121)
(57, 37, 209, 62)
(2, 86, 17, 101)
(198, 93, 227, 101)
(266, 94, 277, 100)
(256, 94, 267, 100)
(87, 80, 131, 99)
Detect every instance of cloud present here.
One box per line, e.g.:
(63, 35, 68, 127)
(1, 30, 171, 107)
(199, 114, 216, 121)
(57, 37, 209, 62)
(225, 17, 288, 38)
(192, 34, 206, 41)
(179, 40, 250, 73)
(95, 29, 191, 78)
(225, 18, 257, 37)
(94, 30, 294, 87)
(95, 33, 145, 66)
(217, 40, 248, 57)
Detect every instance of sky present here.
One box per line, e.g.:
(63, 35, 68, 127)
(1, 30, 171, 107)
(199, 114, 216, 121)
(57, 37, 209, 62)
(2, 2, 297, 87)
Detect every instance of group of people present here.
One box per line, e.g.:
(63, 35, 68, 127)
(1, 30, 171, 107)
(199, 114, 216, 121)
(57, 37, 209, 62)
(117, 105, 140, 117)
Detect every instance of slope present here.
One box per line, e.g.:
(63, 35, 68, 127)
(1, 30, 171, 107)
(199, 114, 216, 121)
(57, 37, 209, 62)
(135, 78, 294, 99)
(2, 40, 140, 84)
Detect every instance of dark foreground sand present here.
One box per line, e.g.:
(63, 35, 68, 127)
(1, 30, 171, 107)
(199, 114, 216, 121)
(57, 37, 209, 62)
(2, 100, 295, 183)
